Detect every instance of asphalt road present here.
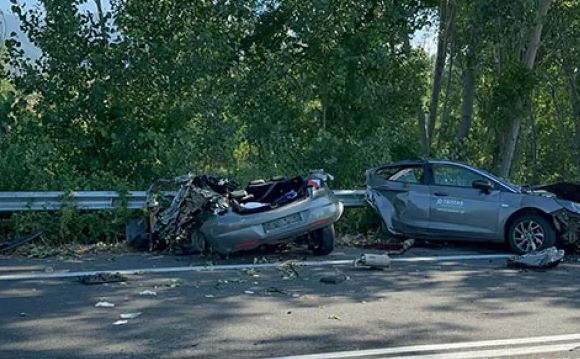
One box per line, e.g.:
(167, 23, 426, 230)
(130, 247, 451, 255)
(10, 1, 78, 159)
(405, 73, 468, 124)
(1, 244, 580, 358)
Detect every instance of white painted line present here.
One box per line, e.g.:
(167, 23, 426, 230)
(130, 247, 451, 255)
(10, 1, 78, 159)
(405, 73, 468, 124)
(386, 342, 580, 359)
(0, 254, 512, 281)
(264, 333, 580, 359)
(392, 254, 512, 262)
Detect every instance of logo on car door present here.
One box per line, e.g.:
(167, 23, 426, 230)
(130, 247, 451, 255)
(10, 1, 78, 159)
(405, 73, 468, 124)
(435, 198, 465, 213)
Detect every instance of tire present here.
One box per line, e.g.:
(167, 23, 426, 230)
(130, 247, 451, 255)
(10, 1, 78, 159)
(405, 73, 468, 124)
(311, 225, 335, 256)
(507, 213, 556, 254)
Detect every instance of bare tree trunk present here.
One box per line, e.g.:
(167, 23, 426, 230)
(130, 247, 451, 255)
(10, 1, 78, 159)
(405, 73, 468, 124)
(565, 69, 580, 166)
(499, 0, 552, 178)
(94, 0, 108, 41)
(417, 107, 429, 156)
(457, 53, 475, 140)
(437, 31, 455, 148)
(426, 1, 454, 150)
(528, 100, 538, 181)
(548, 81, 565, 135)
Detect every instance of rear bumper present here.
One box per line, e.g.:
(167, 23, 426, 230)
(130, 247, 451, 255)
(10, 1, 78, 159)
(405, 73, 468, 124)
(202, 198, 344, 255)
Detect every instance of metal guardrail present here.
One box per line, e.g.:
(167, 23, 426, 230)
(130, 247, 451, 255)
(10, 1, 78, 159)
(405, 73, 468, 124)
(0, 190, 367, 213)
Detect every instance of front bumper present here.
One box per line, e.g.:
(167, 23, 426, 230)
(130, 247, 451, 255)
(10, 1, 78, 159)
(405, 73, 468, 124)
(554, 210, 580, 247)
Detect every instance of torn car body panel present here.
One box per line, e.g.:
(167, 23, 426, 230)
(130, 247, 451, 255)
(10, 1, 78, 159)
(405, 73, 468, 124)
(366, 163, 430, 237)
(366, 160, 580, 253)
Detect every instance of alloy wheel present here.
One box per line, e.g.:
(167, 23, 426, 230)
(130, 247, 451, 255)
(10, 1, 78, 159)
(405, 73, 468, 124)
(513, 220, 545, 253)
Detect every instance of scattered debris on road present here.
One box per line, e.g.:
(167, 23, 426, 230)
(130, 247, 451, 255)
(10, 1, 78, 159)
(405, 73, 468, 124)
(265, 287, 289, 295)
(320, 271, 348, 284)
(277, 261, 300, 279)
(360, 238, 415, 255)
(507, 247, 565, 269)
(328, 314, 341, 320)
(95, 301, 115, 308)
(79, 273, 126, 285)
(0, 231, 43, 253)
(354, 253, 391, 269)
(166, 279, 183, 288)
(120, 312, 141, 319)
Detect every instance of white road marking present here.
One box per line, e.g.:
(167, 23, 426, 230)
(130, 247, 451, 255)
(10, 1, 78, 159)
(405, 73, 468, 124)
(385, 342, 580, 359)
(265, 333, 580, 359)
(0, 254, 512, 281)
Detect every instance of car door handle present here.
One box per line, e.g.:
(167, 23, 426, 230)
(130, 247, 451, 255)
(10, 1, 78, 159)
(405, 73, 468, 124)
(433, 192, 448, 197)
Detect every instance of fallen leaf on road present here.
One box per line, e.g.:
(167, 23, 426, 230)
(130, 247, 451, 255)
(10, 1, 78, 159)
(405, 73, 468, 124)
(113, 320, 128, 325)
(95, 301, 115, 308)
(120, 312, 141, 319)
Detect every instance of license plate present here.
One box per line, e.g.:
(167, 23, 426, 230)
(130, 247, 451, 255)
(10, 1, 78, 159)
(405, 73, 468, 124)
(263, 213, 302, 232)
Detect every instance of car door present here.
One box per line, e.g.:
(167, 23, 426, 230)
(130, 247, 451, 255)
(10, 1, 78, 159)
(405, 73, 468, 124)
(428, 164, 501, 239)
(366, 164, 431, 236)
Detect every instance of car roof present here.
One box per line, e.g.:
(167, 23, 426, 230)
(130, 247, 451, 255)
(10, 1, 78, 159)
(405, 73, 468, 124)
(371, 159, 470, 169)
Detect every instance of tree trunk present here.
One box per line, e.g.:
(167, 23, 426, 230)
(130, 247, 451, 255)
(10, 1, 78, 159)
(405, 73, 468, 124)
(437, 30, 455, 148)
(566, 69, 580, 167)
(94, 0, 108, 41)
(417, 107, 429, 156)
(528, 100, 538, 181)
(457, 53, 475, 140)
(499, 0, 552, 178)
(425, 0, 454, 150)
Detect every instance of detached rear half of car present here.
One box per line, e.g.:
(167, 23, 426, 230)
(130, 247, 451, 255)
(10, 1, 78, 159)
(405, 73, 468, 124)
(201, 174, 344, 255)
(144, 171, 344, 256)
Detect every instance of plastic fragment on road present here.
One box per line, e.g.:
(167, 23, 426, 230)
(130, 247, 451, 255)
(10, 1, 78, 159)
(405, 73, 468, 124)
(95, 301, 115, 308)
(120, 312, 141, 319)
(507, 247, 565, 269)
(354, 253, 392, 269)
(138, 290, 157, 296)
(113, 320, 128, 325)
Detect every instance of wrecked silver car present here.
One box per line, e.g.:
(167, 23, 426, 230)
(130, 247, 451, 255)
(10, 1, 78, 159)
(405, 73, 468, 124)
(144, 171, 344, 256)
(366, 160, 580, 254)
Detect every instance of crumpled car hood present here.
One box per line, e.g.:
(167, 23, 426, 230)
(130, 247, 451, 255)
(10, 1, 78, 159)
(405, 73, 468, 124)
(533, 182, 580, 203)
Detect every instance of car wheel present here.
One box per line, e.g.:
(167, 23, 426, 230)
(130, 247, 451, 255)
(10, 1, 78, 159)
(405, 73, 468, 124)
(311, 225, 335, 256)
(507, 213, 556, 254)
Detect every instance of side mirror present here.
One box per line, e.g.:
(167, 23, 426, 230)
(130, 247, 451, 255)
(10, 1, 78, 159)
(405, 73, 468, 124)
(472, 179, 493, 193)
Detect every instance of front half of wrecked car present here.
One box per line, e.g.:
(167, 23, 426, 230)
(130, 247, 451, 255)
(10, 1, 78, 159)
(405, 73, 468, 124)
(366, 160, 580, 253)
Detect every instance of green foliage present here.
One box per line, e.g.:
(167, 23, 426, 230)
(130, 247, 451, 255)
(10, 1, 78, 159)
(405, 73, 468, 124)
(0, 0, 578, 247)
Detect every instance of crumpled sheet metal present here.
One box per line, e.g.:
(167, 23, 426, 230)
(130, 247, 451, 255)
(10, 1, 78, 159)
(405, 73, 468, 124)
(147, 174, 233, 249)
(507, 247, 565, 269)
